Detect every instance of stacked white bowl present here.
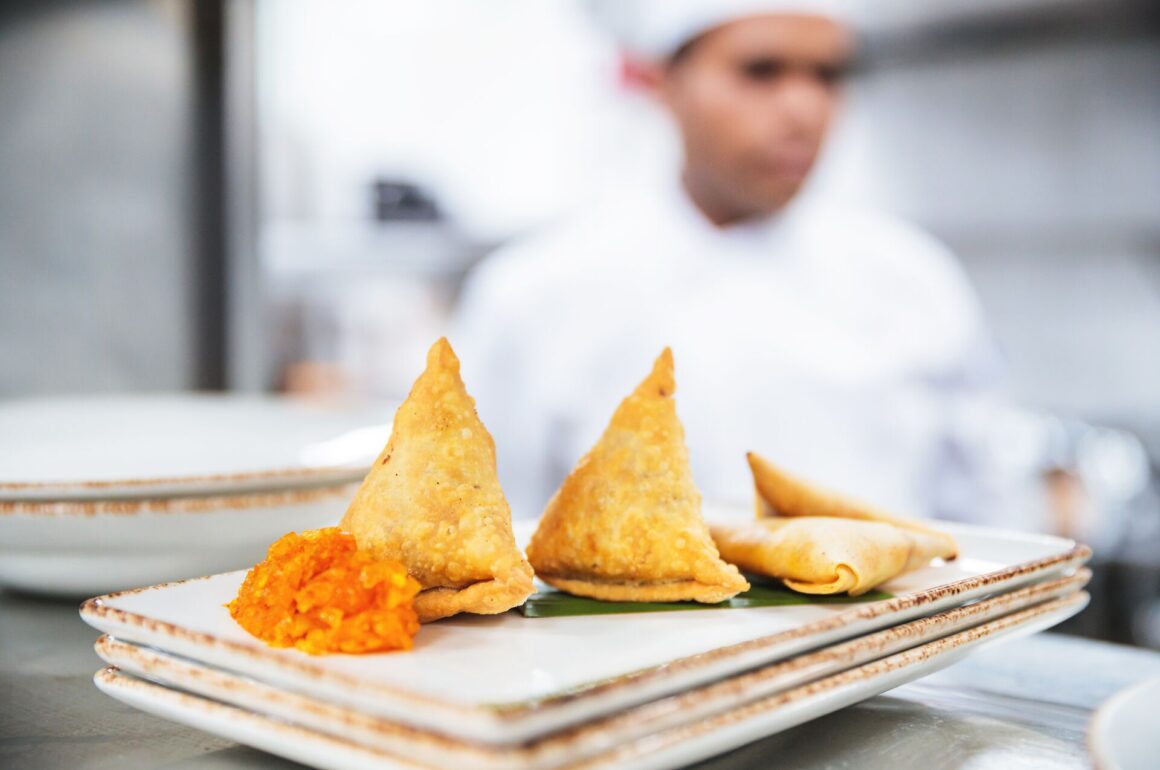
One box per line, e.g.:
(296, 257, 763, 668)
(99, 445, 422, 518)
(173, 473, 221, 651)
(0, 394, 390, 596)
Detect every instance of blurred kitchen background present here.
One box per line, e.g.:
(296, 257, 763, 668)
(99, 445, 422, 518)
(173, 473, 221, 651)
(1, 0, 1158, 646)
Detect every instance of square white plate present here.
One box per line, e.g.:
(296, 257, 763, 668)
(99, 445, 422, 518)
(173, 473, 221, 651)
(80, 520, 1089, 743)
(95, 573, 1089, 770)
(93, 590, 1089, 770)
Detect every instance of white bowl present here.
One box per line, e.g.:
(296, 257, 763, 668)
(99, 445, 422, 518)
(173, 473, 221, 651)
(0, 394, 391, 501)
(1090, 677, 1160, 770)
(0, 483, 359, 596)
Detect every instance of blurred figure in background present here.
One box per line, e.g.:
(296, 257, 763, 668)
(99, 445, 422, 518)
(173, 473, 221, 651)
(456, 0, 1000, 520)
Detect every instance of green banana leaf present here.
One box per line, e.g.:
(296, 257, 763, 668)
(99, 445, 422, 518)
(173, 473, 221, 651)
(520, 581, 892, 618)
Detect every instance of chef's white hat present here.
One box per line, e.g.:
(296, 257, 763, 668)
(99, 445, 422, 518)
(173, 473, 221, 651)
(615, 0, 853, 60)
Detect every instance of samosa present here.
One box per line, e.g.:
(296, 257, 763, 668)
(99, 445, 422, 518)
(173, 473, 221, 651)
(342, 338, 535, 622)
(708, 452, 958, 595)
(710, 517, 950, 596)
(527, 348, 748, 603)
(746, 451, 958, 562)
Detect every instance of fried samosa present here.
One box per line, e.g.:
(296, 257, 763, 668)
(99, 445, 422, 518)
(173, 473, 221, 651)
(527, 348, 749, 603)
(710, 517, 950, 596)
(341, 338, 535, 622)
(746, 451, 958, 563)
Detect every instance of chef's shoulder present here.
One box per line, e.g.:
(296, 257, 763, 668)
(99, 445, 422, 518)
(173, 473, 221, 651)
(805, 204, 982, 314)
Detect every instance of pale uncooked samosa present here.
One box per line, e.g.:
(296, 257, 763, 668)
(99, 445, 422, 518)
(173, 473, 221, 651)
(710, 517, 952, 596)
(746, 452, 958, 565)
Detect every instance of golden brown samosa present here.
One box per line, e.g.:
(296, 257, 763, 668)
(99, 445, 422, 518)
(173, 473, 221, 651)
(710, 517, 952, 596)
(527, 349, 749, 603)
(746, 451, 958, 563)
(341, 338, 535, 622)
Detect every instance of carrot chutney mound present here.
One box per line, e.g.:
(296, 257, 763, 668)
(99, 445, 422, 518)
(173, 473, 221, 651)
(228, 527, 421, 655)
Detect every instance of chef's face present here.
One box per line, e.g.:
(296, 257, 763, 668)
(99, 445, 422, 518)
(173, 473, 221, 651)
(654, 15, 853, 224)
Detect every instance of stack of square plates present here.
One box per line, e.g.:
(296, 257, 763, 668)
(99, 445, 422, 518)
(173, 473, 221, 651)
(81, 515, 1090, 770)
(0, 394, 390, 596)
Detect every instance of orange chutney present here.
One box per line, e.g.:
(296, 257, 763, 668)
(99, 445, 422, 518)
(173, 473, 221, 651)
(228, 527, 421, 655)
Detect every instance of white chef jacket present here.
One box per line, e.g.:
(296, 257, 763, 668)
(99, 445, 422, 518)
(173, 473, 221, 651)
(453, 180, 1000, 522)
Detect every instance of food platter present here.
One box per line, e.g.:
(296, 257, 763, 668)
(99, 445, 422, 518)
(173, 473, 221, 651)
(80, 517, 1090, 743)
(91, 590, 1087, 770)
(70, 342, 1096, 769)
(94, 574, 1086, 770)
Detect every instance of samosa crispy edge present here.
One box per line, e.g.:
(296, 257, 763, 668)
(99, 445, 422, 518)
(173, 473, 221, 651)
(745, 451, 958, 562)
(528, 348, 749, 603)
(342, 337, 535, 621)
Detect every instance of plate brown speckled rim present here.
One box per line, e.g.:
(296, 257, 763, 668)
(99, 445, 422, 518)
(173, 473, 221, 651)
(94, 572, 1090, 768)
(79, 542, 1091, 724)
(0, 464, 371, 502)
(92, 591, 1091, 770)
(1, 481, 361, 516)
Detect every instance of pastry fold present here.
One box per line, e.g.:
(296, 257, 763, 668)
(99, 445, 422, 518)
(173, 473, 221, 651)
(710, 517, 947, 596)
(710, 453, 958, 595)
(746, 452, 958, 566)
(341, 338, 535, 622)
(527, 349, 749, 603)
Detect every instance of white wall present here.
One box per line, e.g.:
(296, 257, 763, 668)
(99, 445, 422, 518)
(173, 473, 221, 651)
(833, 38, 1160, 438)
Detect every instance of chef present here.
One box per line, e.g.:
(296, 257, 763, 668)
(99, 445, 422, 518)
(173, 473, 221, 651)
(454, 0, 1001, 522)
